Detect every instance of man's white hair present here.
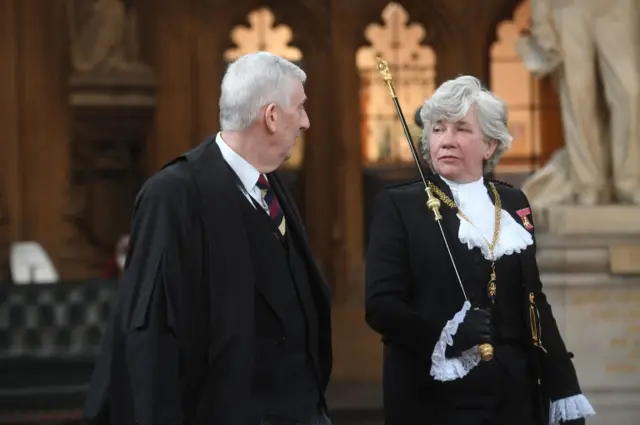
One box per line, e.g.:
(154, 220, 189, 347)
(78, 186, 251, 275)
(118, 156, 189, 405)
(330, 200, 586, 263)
(219, 52, 306, 131)
(419, 75, 513, 174)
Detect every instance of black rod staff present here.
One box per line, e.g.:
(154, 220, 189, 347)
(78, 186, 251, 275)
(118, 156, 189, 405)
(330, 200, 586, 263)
(375, 56, 494, 362)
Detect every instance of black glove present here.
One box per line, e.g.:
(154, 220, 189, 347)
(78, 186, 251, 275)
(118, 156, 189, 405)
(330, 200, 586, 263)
(445, 308, 492, 357)
(561, 419, 585, 425)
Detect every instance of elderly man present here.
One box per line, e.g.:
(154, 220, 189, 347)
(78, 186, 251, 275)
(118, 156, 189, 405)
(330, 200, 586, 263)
(83, 52, 333, 425)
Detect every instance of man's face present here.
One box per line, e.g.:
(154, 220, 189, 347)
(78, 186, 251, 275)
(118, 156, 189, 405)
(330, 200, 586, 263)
(261, 81, 309, 171)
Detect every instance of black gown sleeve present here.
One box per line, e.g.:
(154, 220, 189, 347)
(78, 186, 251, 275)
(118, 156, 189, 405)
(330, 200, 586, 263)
(365, 189, 444, 359)
(119, 170, 206, 425)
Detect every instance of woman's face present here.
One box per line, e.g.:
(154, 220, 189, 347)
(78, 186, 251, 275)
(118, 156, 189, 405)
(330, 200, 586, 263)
(428, 105, 497, 183)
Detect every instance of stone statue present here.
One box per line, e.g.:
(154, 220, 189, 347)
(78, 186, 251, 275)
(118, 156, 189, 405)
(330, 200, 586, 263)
(67, 0, 150, 74)
(516, 0, 640, 208)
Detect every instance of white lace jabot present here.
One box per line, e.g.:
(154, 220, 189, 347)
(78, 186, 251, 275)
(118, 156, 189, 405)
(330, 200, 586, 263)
(430, 176, 534, 382)
(441, 176, 533, 260)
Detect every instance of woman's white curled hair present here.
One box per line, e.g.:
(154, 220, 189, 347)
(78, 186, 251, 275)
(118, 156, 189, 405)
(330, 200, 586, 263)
(419, 75, 513, 174)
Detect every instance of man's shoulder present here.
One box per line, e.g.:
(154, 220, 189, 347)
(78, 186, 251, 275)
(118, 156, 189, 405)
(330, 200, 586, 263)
(138, 159, 196, 204)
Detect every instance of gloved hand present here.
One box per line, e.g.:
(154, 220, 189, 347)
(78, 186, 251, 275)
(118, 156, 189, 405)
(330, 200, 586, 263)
(445, 308, 492, 357)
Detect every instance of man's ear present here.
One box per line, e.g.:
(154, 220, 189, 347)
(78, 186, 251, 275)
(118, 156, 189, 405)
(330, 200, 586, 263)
(264, 103, 277, 133)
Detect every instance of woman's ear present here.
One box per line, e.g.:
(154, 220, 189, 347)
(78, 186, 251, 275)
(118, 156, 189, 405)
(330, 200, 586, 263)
(485, 139, 498, 159)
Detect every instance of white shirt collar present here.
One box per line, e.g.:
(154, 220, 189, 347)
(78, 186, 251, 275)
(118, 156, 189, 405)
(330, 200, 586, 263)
(440, 176, 485, 197)
(215, 132, 261, 193)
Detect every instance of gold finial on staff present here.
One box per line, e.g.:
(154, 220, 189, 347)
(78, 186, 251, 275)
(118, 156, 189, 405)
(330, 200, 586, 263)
(374, 55, 493, 362)
(375, 56, 441, 221)
(376, 56, 396, 97)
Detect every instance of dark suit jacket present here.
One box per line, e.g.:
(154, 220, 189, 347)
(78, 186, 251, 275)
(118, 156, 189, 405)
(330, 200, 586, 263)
(365, 175, 581, 424)
(82, 136, 332, 425)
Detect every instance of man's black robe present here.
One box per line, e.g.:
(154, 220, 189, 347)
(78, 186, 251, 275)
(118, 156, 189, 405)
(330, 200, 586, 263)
(82, 136, 333, 425)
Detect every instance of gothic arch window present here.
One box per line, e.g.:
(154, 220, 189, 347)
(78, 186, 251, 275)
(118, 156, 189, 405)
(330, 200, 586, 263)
(223, 7, 304, 168)
(224, 8, 302, 62)
(356, 3, 436, 164)
(490, 0, 562, 173)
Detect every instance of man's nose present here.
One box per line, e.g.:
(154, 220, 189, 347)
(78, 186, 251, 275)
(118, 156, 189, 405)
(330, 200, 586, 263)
(301, 111, 310, 130)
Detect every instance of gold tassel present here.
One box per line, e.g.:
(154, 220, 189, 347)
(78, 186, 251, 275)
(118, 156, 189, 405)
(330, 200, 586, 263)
(529, 292, 547, 353)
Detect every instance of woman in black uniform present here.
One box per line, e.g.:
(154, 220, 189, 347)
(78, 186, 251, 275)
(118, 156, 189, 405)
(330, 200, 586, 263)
(365, 75, 595, 425)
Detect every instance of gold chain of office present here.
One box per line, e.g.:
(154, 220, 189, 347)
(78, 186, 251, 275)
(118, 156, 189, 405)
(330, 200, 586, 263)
(427, 181, 502, 302)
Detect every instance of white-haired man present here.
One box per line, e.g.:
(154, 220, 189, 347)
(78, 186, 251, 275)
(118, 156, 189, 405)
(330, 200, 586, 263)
(82, 52, 333, 425)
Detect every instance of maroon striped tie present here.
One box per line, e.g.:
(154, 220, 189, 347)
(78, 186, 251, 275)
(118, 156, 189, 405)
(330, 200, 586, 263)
(257, 174, 286, 236)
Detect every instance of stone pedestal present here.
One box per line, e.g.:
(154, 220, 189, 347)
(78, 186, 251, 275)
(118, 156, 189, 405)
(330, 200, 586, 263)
(536, 206, 640, 425)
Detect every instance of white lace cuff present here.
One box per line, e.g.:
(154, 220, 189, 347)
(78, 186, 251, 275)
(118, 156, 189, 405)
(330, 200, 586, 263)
(429, 301, 482, 382)
(549, 394, 595, 424)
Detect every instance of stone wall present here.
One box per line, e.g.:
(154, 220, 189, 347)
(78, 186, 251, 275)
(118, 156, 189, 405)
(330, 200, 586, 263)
(536, 206, 640, 425)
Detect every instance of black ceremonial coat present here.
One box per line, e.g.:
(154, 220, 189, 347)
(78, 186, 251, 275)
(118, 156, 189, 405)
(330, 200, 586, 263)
(82, 136, 332, 425)
(364, 175, 582, 425)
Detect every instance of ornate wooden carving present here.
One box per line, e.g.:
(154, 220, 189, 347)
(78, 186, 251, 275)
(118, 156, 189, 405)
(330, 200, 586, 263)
(64, 73, 156, 277)
(64, 0, 156, 278)
(67, 0, 151, 75)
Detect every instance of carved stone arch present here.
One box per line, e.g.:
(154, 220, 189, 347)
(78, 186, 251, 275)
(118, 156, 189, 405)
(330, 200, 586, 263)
(356, 3, 438, 164)
(348, 0, 404, 49)
(399, 0, 457, 50)
(266, 0, 330, 53)
(203, 0, 279, 55)
(343, 0, 462, 64)
(489, 0, 529, 41)
(203, 0, 330, 59)
(485, 0, 529, 80)
(349, 1, 511, 86)
(334, 0, 448, 52)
